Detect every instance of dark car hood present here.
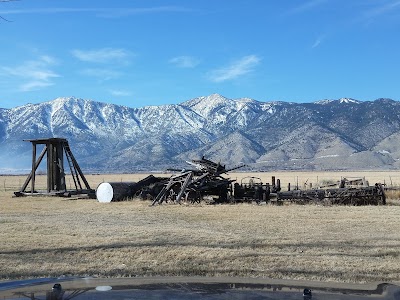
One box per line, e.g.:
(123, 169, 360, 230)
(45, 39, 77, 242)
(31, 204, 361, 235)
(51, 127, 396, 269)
(1, 276, 399, 299)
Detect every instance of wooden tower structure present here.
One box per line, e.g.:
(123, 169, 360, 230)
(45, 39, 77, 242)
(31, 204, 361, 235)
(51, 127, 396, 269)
(15, 138, 94, 197)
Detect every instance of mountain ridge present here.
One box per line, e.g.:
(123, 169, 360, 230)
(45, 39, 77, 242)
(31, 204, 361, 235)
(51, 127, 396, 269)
(1, 94, 399, 173)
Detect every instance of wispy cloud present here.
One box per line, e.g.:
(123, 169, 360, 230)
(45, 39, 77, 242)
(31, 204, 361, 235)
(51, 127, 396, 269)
(311, 35, 325, 48)
(207, 55, 261, 83)
(0, 6, 192, 18)
(169, 56, 200, 68)
(80, 68, 122, 81)
(109, 89, 132, 97)
(97, 6, 193, 18)
(285, 0, 329, 15)
(362, 0, 400, 19)
(0, 55, 59, 92)
(71, 48, 131, 64)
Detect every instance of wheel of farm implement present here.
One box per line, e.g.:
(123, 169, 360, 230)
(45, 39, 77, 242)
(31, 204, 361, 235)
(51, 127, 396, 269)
(166, 188, 177, 203)
(184, 190, 202, 204)
(376, 183, 386, 205)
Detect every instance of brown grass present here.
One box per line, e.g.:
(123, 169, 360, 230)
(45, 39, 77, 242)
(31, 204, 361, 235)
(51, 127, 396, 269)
(1, 172, 400, 283)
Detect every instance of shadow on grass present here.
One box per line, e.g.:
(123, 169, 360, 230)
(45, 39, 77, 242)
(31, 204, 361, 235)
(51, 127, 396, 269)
(2, 239, 400, 281)
(1, 238, 400, 257)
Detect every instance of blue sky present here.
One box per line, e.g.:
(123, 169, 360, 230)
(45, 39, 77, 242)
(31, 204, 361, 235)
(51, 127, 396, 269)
(0, 0, 399, 108)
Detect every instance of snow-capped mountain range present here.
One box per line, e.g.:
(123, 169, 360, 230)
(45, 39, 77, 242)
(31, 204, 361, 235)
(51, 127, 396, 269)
(1, 94, 400, 173)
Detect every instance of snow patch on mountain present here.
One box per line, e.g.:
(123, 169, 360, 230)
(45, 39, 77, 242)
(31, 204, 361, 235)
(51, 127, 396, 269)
(339, 98, 361, 104)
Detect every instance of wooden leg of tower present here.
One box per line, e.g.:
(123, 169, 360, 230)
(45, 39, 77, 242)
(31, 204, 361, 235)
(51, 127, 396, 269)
(31, 143, 36, 195)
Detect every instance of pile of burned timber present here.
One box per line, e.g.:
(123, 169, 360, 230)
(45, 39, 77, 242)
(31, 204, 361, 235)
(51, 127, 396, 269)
(152, 157, 243, 205)
(277, 178, 386, 205)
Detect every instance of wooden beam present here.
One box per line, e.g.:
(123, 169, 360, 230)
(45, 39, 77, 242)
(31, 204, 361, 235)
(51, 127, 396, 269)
(176, 172, 193, 203)
(31, 143, 36, 195)
(20, 146, 47, 193)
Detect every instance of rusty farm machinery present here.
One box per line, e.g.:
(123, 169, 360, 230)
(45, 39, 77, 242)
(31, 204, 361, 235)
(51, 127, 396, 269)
(277, 178, 386, 206)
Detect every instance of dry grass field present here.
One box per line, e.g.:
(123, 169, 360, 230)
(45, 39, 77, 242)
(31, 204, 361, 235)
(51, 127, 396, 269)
(1, 171, 400, 283)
